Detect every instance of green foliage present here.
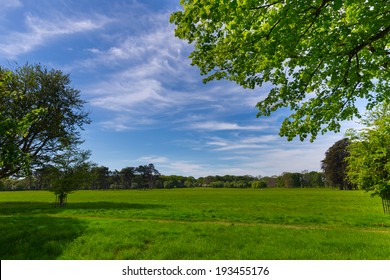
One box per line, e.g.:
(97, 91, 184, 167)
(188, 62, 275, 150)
(0, 64, 90, 179)
(321, 138, 354, 190)
(1, 169, 329, 190)
(301, 171, 326, 188)
(135, 164, 160, 189)
(90, 166, 111, 190)
(277, 172, 303, 188)
(45, 148, 93, 206)
(346, 103, 390, 199)
(171, 0, 390, 141)
(251, 180, 267, 189)
(0, 70, 43, 176)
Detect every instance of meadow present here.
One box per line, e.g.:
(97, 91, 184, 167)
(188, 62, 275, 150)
(1, 188, 390, 260)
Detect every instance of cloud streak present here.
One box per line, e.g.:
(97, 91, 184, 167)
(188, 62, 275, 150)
(0, 13, 111, 58)
(189, 121, 267, 131)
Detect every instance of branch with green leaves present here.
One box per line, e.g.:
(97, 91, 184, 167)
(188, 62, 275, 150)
(171, 0, 390, 141)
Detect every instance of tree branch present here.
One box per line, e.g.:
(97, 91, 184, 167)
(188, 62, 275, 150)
(300, 58, 325, 95)
(299, 0, 331, 41)
(349, 25, 390, 56)
(252, 0, 285, 10)
(266, 17, 283, 40)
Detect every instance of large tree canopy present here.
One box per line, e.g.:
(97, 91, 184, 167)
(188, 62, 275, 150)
(171, 0, 390, 141)
(0, 64, 90, 179)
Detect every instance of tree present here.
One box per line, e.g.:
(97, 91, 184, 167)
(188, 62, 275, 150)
(120, 167, 136, 189)
(47, 148, 92, 207)
(1, 70, 43, 177)
(163, 180, 175, 189)
(135, 164, 160, 189)
(0, 64, 90, 179)
(33, 165, 59, 190)
(171, 1, 390, 141)
(252, 180, 267, 189)
(278, 172, 302, 188)
(346, 103, 390, 204)
(321, 138, 353, 190)
(90, 166, 111, 190)
(301, 171, 326, 188)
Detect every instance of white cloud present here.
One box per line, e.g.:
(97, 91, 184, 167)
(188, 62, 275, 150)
(77, 19, 188, 69)
(205, 135, 275, 152)
(98, 115, 157, 131)
(132, 155, 208, 177)
(189, 121, 267, 131)
(90, 78, 171, 112)
(0, 0, 22, 9)
(86, 48, 103, 54)
(74, 10, 268, 134)
(241, 135, 279, 143)
(0, 13, 111, 58)
(136, 156, 170, 164)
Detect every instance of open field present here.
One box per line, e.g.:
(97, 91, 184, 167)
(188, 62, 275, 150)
(1, 188, 390, 259)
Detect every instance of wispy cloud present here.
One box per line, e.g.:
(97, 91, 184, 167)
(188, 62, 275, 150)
(90, 78, 171, 112)
(77, 10, 267, 133)
(189, 121, 268, 131)
(0, 0, 22, 9)
(134, 155, 207, 176)
(0, 13, 111, 58)
(206, 135, 277, 152)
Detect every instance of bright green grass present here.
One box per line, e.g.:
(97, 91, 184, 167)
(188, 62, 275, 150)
(1, 188, 389, 259)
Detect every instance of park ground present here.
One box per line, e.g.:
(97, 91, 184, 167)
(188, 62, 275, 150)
(1, 188, 389, 259)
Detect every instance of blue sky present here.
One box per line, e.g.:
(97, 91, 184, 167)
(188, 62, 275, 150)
(0, 0, 359, 177)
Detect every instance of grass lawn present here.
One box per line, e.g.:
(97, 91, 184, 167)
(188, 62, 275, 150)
(0, 188, 389, 259)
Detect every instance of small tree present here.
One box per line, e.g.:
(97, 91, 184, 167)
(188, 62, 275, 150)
(47, 148, 92, 207)
(346, 103, 390, 213)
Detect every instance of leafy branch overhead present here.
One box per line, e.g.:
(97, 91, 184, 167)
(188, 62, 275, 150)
(171, 0, 390, 141)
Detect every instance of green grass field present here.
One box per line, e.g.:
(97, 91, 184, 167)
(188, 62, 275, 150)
(1, 188, 389, 260)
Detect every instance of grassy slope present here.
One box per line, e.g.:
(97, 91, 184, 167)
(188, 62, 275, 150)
(0, 188, 389, 259)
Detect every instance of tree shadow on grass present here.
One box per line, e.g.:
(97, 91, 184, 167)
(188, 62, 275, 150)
(0, 201, 165, 259)
(0, 201, 165, 216)
(0, 215, 87, 259)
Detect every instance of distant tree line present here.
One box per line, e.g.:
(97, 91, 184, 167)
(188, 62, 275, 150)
(0, 167, 330, 191)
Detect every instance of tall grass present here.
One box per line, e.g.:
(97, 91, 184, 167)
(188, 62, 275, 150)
(1, 188, 389, 259)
